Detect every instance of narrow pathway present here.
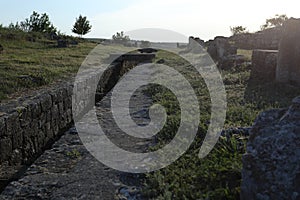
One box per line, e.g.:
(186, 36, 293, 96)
(0, 87, 153, 200)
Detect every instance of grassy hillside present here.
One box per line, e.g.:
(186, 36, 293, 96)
(0, 28, 96, 101)
(0, 28, 135, 102)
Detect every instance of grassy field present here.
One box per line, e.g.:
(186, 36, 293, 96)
(142, 50, 300, 199)
(0, 28, 134, 102)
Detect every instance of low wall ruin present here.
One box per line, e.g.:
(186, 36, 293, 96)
(0, 52, 155, 189)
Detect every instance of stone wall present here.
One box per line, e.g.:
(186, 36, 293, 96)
(206, 36, 237, 61)
(250, 50, 278, 82)
(0, 52, 156, 184)
(0, 83, 74, 166)
(230, 27, 283, 50)
(241, 96, 300, 199)
(276, 18, 300, 86)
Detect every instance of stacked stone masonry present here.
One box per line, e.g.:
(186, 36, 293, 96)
(0, 52, 156, 179)
(0, 84, 74, 166)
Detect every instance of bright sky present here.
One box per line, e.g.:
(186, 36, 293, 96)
(1, 0, 299, 42)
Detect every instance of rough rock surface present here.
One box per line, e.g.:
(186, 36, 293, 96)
(276, 18, 300, 85)
(241, 96, 300, 200)
(186, 36, 205, 53)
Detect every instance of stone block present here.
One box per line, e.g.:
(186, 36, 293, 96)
(276, 18, 300, 85)
(251, 49, 278, 82)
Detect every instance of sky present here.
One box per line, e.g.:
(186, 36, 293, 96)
(1, 0, 300, 42)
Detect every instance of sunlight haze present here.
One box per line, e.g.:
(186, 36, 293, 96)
(1, 0, 299, 42)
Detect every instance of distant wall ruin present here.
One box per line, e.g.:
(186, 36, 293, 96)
(230, 27, 283, 50)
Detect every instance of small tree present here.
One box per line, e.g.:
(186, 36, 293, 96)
(261, 14, 289, 30)
(112, 31, 130, 45)
(72, 15, 92, 37)
(20, 18, 31, 32)
(21, 11, 57, 34)
(230, 26, 247, 35)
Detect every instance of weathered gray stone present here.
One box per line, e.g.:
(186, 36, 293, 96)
(186, 36, 205, 53)
(0, 117, 6, 137)
(251, 50, 278, 81)
(241, 96, 300, 200)
(230, 27, 283, 50)
(51, 104, 59, 120)
(276, 18, 300, 85)
(5, 112, 19, 136)
(40, 94, 52, 112)
(11, 127, 23, 150)
(9, 149, 22, 165)
(0, 138, 12, 163)
(207, 36, 237, 61)
(19, 105, 31, 128)
(29, 101, 41, 119)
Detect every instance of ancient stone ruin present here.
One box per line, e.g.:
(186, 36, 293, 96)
(0, 51, 156, 192)
(241, 18, 300, 200)
(250, 50, 278, 82)
(241, 96, 300, 200)
(206, 36, 237, 61)
(246, 18, 300, 85)
(230, 26, 283, 50)
(276, 18, 300, 86)
(182, 36, 204, 53)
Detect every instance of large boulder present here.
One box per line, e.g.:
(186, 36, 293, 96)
(276, 18, 300, 85)
(241, 96, 300, 200)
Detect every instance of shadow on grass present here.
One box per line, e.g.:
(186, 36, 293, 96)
(244, 78, 300, 109)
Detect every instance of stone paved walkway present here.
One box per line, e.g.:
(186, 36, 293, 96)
(0, 87, 153, 200)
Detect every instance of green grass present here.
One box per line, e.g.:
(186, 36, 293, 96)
(2, 29, 299, 199)
(0, 28, 134, 102)
(142, 50, 300, 199)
